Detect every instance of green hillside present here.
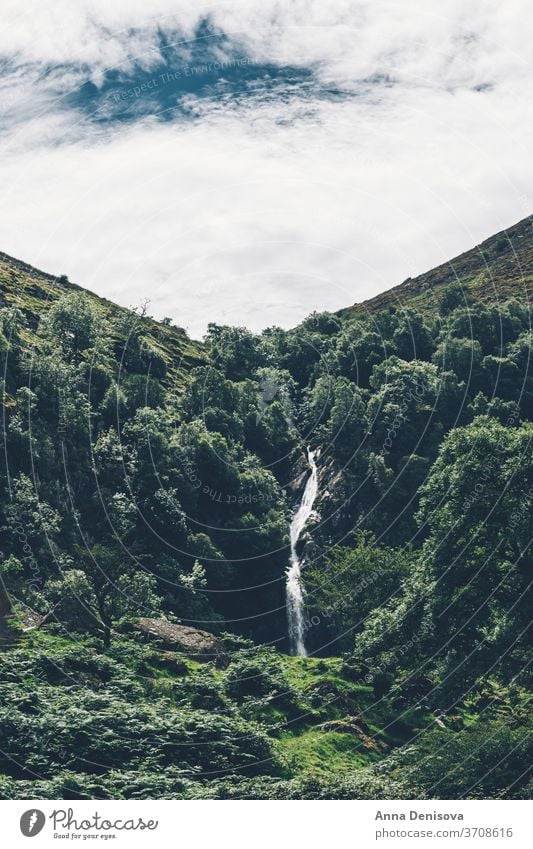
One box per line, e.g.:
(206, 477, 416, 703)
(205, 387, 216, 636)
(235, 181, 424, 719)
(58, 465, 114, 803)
(340, 214, 533, 319)
(0, 250, 205, 386)
(0, 216, 531, 800)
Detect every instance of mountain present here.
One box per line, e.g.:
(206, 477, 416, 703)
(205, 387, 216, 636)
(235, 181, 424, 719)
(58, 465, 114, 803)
(2, 212, 532, 344)
(0, 249, 204, 385)
(0, 216, 531, 801)
(340, 214, 533, 319)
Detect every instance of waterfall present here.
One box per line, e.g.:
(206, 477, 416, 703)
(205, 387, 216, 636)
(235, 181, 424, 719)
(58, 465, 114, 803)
(286, 447, 319, 656)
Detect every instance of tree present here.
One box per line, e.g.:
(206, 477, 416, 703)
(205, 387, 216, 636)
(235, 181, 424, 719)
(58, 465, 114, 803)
(447, 304, 496, 355)
(205, 324, 265, 381)
(335, 327, 388, 387)
(392, 309, 434, 361)
(384, 719, 533, 799)
(72, 545, 161, 646)
(367, 357, 441, 464)
(439, 283, 468, 315)
(416, 416, 533, 694)
(432, 336, 483, 385)
(39, 293, 107, 361)
(326, 378, 367, 461)
(305, 532, 413, 651)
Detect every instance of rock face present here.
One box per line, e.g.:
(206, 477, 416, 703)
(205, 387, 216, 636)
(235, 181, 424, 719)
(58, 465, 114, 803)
(318, 716, 389, 753)
(132, 618, 225, 663)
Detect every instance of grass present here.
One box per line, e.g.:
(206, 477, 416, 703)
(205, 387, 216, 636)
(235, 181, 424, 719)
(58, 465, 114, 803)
(338, 213, 533, 320)
(3, 627, 438, 784)
(275, 654, 419, 775)
(280, 728, 377, 775)
(0, 251, 206, 390)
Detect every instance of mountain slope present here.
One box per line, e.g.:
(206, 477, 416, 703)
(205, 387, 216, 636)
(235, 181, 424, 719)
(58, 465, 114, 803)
(340, 214, 533, 319)
(2, 211, 532, 350)
(0, 216, 531, 801)
(0, 250, 205, 384)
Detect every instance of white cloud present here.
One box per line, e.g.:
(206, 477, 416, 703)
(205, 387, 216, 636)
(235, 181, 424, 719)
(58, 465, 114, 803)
(0, 2, 532, 336)
(0, 0, 531, 83)
(1, 0, 531, 87)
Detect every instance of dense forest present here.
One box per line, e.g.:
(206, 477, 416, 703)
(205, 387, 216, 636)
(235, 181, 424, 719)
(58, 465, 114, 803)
(0, 217, 531, 800)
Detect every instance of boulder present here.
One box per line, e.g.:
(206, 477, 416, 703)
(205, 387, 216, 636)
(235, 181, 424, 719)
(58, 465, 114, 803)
(318, 716, 389, 753)
(132, 618, 226, 664)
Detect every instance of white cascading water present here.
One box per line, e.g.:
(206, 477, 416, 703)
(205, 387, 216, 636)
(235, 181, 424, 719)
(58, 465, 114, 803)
(286, 447, 319, 656)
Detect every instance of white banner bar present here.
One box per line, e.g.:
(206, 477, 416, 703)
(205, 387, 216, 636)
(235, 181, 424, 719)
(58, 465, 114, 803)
(1, 799, 531, 849)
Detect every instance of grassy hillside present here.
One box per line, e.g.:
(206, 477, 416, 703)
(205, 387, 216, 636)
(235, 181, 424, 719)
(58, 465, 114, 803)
(0, 250, 205, 386)
(1, 626, 529, 800)
(0, 216, 531, 800)
(2, 212, 532, 360)
(0, 625, 444, 799)
(340, 214, 533, 319)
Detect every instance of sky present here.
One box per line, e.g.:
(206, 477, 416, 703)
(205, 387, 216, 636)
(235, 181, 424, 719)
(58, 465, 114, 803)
(0, 1, 532, 338)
